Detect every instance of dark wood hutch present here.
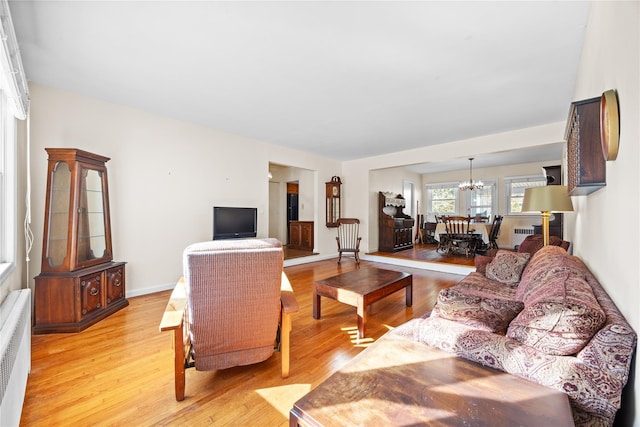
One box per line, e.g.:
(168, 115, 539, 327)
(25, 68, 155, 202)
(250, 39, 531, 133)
(378, 192, 414, 252)
(34, 148, 128, 334)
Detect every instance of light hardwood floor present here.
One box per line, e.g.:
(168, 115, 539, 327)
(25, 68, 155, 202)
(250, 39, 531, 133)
(21, 258, 462, 426)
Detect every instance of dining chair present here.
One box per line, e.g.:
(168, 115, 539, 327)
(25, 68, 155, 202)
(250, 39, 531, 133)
(443, 216, 478, 257)
(487, 215, 503, 250)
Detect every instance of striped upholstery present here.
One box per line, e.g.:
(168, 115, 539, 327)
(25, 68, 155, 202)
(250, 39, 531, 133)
(183, 238, 283, 371)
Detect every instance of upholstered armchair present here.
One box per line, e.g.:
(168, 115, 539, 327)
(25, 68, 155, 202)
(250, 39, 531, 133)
(160, 238, 298, 401)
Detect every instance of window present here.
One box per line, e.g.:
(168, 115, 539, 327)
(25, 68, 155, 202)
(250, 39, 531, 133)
(464, 181, 496, 218)
(0, 89, 16, 281)
(403, 180, 415, 218)
(0, 1, 29, 282)
(426, 183, 458, 217)
(505, 176, 546, 215)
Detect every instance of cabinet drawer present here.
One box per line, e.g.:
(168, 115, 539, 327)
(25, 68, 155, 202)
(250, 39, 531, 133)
(106, 265, 126, 305)
(80, 273, 103, 318)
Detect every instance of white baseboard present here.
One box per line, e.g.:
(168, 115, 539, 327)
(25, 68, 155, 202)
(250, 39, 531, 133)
(126, 282, 176, 298)
(284, 253, 336, 267)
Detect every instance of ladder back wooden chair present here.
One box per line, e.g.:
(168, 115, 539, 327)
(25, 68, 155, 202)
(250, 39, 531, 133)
(487, 215, 503, 250)
(435, 215, 450, 252)
(476, 215, 503, 254)
(159, 238, 299, 401)
(336, 218, 362, 264)
(442, 215, 478, 257)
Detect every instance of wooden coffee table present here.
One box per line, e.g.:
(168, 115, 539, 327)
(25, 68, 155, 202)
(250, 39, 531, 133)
(313, 267, 412, 340)
(290, 333, 574, 426)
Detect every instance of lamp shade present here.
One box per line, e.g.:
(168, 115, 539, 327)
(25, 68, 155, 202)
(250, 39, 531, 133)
(522, 185, 574, 212)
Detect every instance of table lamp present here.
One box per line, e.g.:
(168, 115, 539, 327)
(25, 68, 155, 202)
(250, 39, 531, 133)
(522, 185, 574, 246)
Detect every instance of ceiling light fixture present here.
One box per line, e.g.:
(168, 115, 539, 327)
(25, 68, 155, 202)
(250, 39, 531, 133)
(459, 158, 484, 191)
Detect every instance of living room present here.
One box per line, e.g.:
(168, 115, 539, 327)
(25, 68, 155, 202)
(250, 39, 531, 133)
(1, 1, 638, 426)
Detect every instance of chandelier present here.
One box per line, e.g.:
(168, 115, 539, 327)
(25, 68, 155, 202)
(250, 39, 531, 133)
(459, 158, 484, 191)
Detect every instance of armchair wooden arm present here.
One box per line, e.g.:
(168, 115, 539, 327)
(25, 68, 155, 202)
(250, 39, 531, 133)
(279, 272, 299, 378)
(159, 278, 189, 401)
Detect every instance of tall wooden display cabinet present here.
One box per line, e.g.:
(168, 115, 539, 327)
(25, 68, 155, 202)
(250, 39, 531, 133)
(34, 148, 128, 334)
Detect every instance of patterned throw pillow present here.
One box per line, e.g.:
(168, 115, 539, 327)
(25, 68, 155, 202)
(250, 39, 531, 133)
(485, 250, 531, 286)
(433, 287, 524, 333)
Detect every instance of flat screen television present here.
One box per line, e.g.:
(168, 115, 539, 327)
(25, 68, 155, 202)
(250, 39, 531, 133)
(213, 206, 257, 240)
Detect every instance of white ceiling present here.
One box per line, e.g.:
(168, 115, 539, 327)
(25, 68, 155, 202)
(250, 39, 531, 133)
(8, 1, 589, 171)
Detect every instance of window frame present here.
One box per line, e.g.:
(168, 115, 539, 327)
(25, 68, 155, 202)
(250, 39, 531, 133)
(463, 180, 497, 218)
(425, 182, 459, 218)
(504, 175, 547, 215)
(0, 89, 17, 282)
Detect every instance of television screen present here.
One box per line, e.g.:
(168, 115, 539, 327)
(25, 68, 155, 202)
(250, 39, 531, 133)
(213, 206, 257, 240)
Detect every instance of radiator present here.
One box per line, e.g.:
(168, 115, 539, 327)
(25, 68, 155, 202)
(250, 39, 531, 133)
(511, 227, 534, 248)
(0, 289, 31, 427)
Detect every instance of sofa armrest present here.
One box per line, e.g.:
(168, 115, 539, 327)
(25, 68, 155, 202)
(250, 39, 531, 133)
(474, 255, 494, 275)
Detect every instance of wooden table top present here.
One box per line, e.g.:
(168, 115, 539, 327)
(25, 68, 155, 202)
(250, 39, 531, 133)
(291, 332, 574, 427)
(313, 267, 411, 295)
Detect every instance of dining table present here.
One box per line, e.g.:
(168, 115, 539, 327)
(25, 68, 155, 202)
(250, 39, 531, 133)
(434, 222, 490, 244)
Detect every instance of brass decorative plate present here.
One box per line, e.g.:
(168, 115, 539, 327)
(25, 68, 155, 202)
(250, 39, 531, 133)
(600, 89, 619, 161)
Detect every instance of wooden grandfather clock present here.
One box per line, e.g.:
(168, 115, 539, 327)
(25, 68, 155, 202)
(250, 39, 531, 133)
(34, 148, 128, 334)
(325, 177, 341, 227)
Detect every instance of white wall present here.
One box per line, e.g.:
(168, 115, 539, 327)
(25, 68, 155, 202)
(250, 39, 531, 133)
(25, 84, 341, 296)
(565, 2, 639, 425)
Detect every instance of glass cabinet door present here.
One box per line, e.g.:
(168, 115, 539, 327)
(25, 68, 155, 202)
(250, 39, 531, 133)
(76, 167, 111, 266)
(45, 161, 72, 268)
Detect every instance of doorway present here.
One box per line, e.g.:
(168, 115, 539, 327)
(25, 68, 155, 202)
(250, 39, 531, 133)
(286, 182, 299, 244)
(268, 163, 318, 260)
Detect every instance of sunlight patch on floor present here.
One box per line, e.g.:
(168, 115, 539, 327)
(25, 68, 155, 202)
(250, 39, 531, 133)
(340, 326, 375, 347)
(255, 383, 312, 417)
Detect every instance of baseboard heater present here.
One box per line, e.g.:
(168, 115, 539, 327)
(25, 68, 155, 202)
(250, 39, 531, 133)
(511, 227, 535, 248)
(0, 289, 31, 427)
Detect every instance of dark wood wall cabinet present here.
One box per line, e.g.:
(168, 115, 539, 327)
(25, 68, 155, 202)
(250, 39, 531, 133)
(378, 192, 414, 253)
(289, 221, 314, 251)
(34, 148, 128, 334)
(566, 97, 606, 196)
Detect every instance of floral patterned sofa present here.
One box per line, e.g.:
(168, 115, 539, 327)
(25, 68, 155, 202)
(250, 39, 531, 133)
(393, 245, 636, 426)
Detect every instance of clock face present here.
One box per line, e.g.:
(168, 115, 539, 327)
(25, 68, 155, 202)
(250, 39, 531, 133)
(332, 186, 339, 197)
